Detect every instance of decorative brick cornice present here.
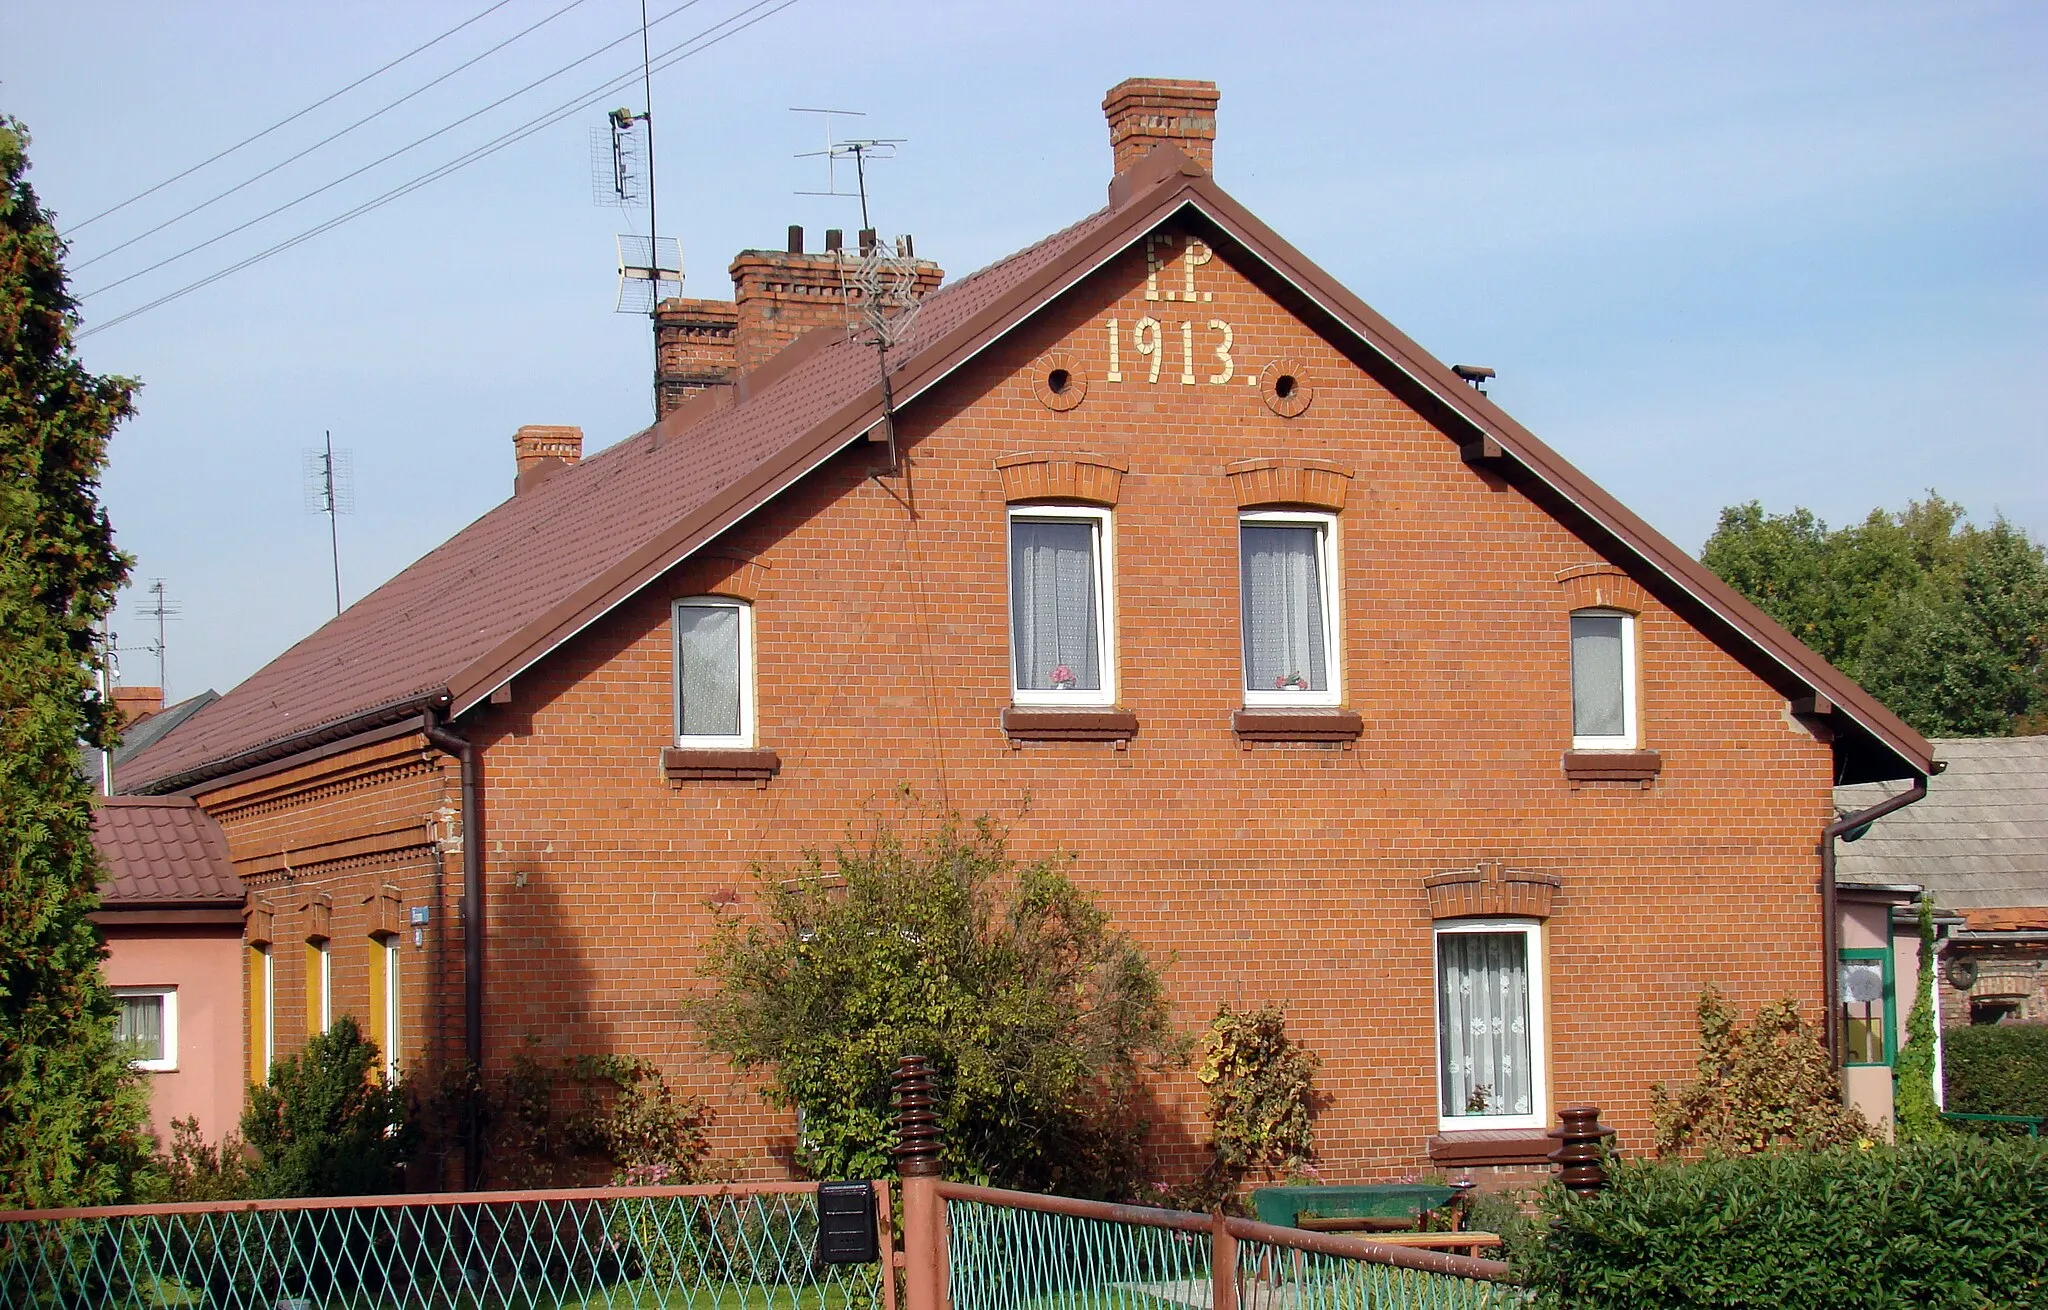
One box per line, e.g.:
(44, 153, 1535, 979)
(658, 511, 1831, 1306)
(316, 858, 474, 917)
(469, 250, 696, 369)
(670, 549, 770, 603)
(1556, 563, 1650, 614)
(1425, 860, 1560, 920)
(996, 452, 1128, 506)
(1226, 458, 1351, 511)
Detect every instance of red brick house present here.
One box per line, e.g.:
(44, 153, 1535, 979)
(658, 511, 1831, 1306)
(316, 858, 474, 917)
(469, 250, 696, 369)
(121, 79, 1936, 1184)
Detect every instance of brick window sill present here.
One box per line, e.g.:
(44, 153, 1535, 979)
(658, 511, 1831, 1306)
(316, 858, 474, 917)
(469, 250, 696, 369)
(1232, 707, 1363, 745)
(663, 747, 780, 785)
(1428, 1129, 1557, 1168)
(1562, 749, 1661, 785)
(1002, 706, 1138, 745)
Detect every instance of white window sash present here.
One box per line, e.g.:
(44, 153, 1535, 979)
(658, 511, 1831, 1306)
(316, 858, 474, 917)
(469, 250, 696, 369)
(260, 950, 275, 1074)
(114, 987, 178, 1072)
(1433, 919, 1547, 1132)
(383, 938, 400, 1079)
(1570, 609, 1637, 749)
(672, 598, 754, 748)
(1240, 510, 1341, 707)
(1008, 507, 1116, 706)
(317, 943, 332, 1031)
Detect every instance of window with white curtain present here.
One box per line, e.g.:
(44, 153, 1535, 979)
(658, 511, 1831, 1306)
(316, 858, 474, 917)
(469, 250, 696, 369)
(1570, 610, 1636, 748)
(1009, 507, 1114, 705)
(1435, 920, 1546, 1130)
(1240, 511, 1339, 706)
(673, 597, 753, 746)
(114, 987, 177, 1072)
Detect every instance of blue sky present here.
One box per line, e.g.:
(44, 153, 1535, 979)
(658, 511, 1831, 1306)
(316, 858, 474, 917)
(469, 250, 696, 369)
(6, 0, 2043, 702)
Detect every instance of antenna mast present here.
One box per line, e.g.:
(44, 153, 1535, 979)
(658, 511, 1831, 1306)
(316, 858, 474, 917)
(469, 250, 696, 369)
(596, 6, 680, 418)
(639, 0, 660, 420)
(139, 578, 180, 697)
(303, 432, 353, 616)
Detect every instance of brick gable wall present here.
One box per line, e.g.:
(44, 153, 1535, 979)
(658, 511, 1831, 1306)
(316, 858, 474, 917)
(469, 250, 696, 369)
(202, 225, 1833, 1187)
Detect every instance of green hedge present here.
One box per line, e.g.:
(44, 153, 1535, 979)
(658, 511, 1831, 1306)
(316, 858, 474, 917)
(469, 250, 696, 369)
(1519, 1136, 2048, 1309)
(1944, 1023, 2048, 1119)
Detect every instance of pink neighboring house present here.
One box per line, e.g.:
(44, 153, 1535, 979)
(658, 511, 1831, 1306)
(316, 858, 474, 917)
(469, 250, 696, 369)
(91, 795, 247, 1144)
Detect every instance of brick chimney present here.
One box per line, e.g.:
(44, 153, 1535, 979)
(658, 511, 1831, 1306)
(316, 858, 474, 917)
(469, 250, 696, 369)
(1104, 78, 1219, 175)
(729, 224, 943, 374)
(112, 685, 164, 727)
(654, 297, 738, 418)
(512, 425, 583, 496)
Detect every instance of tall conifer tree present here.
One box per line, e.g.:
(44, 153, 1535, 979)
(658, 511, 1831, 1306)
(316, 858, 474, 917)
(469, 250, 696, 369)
(0, 116, 152, 1206)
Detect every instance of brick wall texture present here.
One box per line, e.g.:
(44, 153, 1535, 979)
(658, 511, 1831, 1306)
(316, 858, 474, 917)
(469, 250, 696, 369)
(205, 224, 1836, 1188)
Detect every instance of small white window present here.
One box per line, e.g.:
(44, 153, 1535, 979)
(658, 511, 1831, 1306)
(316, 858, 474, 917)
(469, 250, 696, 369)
(307, 940, 332, 1034)
(1570, 610, 1636, 748)
(1240, 511, 1340, 706)
(673, 598, 754, 747)
(1434, 920, 1547, 1131)
(1009, 507, 1116, 706)
(114, 987, 177, 1072)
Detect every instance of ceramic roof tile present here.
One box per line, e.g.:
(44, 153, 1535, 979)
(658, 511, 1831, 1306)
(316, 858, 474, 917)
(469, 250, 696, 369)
(91, 797, 243, 906)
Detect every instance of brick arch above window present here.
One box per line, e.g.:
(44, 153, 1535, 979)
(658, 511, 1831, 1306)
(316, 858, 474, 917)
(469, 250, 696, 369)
(1555, 563, 1651, 614)
(1425, 860, 1562, 920)
(668, 549, 769, 603)
(243, 897, 275, 947)
(995, 451, 1128, 506)
(1225, 458, 1352, 511)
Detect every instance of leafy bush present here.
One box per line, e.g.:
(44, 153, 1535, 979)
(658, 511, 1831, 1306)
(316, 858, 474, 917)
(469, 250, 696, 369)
(1519, 1136, 2048, 1308)
(155, 1115, 251, 1202)
(1172, 1004, 1322, 1209)
(241, 1016, 413, 1197)
(1943, 1022, 2048, 1125)
(1650, 985, 1867, 1155)
(1894, 898, 1946, 1142)
(694, 811, 1179, 1197)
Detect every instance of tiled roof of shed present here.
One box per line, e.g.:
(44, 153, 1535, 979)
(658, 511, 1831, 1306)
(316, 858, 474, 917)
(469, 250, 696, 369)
(1837, 737, 2048, 910)
(91, 796, 244, 907)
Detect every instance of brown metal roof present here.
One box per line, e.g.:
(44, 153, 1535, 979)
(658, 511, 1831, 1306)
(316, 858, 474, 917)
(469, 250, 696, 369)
(91, 796, 243, 907)
(121, 147, 1933, 793)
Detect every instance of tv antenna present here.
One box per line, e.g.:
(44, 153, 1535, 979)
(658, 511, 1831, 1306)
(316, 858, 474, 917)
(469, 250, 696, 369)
(599, 0, 677, 419)
(137, 578, 180, 697)
(842, 234, 929, 478)
(302, 432, 353, 616)
(792, 107, 902, 231)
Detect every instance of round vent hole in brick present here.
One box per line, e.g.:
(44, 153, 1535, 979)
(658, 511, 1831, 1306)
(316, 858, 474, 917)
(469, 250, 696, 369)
(1273, 374, 1298, 399)
(1047, 368, 1072, 395)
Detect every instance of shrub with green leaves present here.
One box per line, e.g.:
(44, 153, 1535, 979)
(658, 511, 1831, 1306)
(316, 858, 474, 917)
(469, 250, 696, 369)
(1943, 1022, 2048, 1124)
(1173, 1004, 1321, 1209)
(693, 812, 1179, 1197)
(1519, 1136, 2048, 1308)
(241, 1016, 413, 1197)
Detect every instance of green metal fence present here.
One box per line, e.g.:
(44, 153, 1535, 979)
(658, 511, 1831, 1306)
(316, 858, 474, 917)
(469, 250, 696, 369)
(938, 1185, 1518, 1310)
(1234, 1236, 1524, 1310)
(0, 1183, 893, 1310)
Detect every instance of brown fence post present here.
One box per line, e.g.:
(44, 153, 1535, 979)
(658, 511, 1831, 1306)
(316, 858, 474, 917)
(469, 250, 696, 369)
(1546, 1104, 1613, 1197)
(1209, 1209, 1239, 1310)
(894, 1055, 946, 1310)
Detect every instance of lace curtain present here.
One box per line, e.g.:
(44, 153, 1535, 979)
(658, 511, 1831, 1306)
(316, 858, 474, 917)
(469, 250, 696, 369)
(1571, 613, 1625, 737)
(1241, 524, 1327, 692)
(676, 604, 741, 737)
(1011, 520, 1101, 691)
(1438, 932, 1534, 1118)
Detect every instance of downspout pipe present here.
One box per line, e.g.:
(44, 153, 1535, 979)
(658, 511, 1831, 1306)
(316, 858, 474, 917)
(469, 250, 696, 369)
(1820, 775, 1928, 1066)
(422, 710, 483, 1185)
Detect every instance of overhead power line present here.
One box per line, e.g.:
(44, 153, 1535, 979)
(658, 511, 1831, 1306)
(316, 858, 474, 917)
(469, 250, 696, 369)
(81, 0, 677, 299)
(69, 0, 522, 234)
(75, 0, 599, 274)
(77, 0, 802, 339)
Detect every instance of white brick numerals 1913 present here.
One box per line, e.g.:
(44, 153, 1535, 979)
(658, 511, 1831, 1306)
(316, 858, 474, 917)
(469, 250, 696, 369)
(1105, 317, 1234, 387)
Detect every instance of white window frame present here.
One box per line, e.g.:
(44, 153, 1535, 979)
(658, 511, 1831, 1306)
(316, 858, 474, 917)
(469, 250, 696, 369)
(381, 936, 400, 1080)
(1239, 509, 1341, 707)
(672, 597, 754, 748)
(258, 947, 275, 1074)
(1569, 608, 1637, 750)
(311, 939, 332, 1033)
(1433, 918, 1548, 1133)
(1007, 505, 1117, 707)
(113, 986, 178, 1072)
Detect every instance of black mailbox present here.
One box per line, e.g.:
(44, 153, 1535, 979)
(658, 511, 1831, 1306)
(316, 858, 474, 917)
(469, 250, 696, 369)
(815, 1181, 879, 1264)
